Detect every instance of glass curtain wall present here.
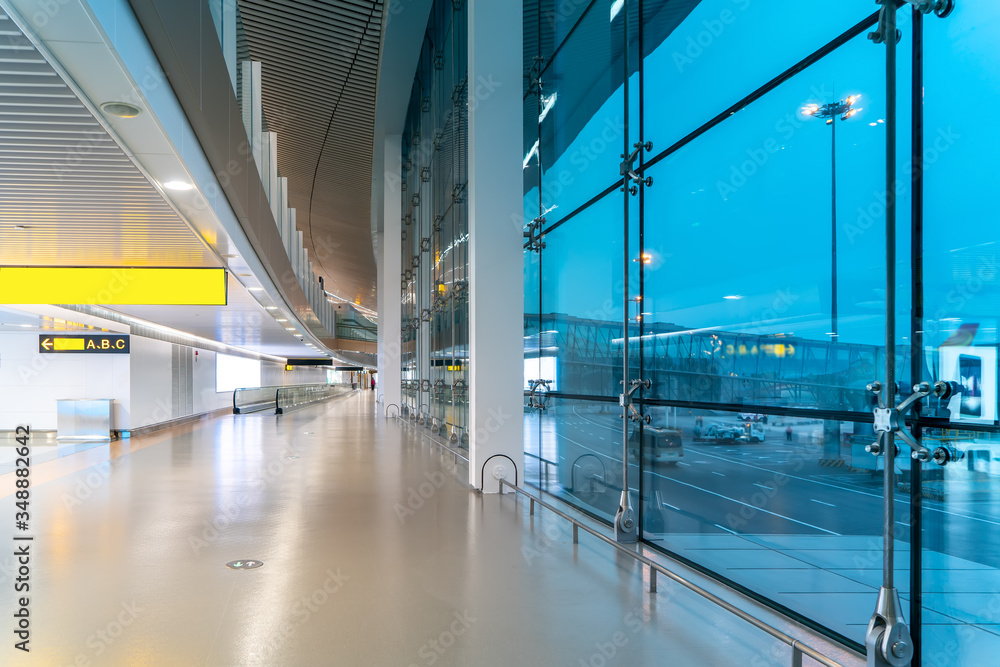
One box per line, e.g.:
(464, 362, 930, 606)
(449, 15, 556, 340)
(523, 1, 999, 662)
(401, 0, 470, 446)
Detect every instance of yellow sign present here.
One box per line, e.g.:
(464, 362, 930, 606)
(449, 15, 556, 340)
(39, 334, 129, 354)
(0, 267, 228, 305)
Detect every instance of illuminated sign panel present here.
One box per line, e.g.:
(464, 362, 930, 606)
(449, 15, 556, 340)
(38, 335, 129, 354)
(0, 267, 227, 305)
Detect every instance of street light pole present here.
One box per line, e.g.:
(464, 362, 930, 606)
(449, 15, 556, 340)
(802, 94, 861, 341)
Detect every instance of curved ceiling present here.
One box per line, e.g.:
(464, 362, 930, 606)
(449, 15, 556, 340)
(238, 0, 384, 312)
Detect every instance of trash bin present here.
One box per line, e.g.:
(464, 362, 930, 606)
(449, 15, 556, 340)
(351, 383, 358, 390)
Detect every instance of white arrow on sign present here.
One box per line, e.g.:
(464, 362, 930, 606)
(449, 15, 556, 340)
(41, 338, 52, 350)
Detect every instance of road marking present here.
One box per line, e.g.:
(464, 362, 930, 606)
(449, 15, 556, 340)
(677, 462, 691, 467)
(693, 460, 708, 464)
(810, 499, 836, 508)
(753, 483, 773, 490)
(712, 472, 726, 477)
(714, 523, 738, 535)
(567, 406, 1000, 529)
(652, 473, 841, 535)
(662, 502, 680, 511)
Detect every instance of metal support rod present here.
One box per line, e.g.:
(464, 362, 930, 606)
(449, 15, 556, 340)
(792, 644, 804, 667)
(831, 107, 838, 340)
(650, 566, 657, 593)
(530, 498, 535, 516)
(614, 0, 637, 544)
(882, 0, 897, 595)
(573, 524, 579, 544)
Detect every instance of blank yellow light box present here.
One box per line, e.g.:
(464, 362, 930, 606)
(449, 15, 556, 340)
(0, 267, 228, 305)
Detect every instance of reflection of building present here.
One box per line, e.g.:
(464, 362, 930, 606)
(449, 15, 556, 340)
(524, 313, 883, 409)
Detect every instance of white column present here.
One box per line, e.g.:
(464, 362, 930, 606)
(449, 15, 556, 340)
(379, 134, 403, 412)
(467, 0, 523, 493)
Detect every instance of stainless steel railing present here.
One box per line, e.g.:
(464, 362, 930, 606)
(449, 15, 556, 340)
(497, 479, 853, 667)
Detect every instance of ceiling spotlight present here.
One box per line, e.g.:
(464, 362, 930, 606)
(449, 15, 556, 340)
(100, 101, 143, 118)
(265, 306, 278, 310)
(163, 181, 194, 191)
(247, 287, 264, 292)
(276, 319, 288, 323)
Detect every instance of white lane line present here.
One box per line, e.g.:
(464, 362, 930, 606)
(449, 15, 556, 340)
(712, 472, 726, 477)
(693, 460, 708, 464)
(811, 499, 836, 508)
(714, 523, 738, 535)
(753, 483, 773, 491)
(678, 446, 1000, 528)
(677, 462, 691, 467)
(567, 407, 1000, 528)
(662, 502, 680, 511)
(653, 473, 841, 535)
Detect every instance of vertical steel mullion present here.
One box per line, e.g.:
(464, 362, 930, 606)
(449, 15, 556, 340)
(636, 0, 646, 539)
(882, 2, 898, 594)
(909, 7, 924, 663)
(535, 6, 545, 486)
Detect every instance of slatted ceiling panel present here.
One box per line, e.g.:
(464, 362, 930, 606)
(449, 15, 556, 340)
(0, 8, 219, 268)
(238, 0, 383, 310)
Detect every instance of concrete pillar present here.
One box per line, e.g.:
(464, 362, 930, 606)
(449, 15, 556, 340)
(467, 0, 523, 493)
(378, 134, 403, 413)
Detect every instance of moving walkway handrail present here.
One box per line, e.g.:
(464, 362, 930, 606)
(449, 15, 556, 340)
(233, 383, 350, 414)
(497, 478, 850, 667)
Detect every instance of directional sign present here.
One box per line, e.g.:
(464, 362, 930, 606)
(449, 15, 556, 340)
(38, 334, 129, 354)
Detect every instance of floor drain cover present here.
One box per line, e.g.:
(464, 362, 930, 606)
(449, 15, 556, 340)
(226, 560, 263, 570)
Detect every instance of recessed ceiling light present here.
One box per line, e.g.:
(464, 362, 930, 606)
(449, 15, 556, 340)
(248, 287, 264, 292)
(723, 295, 744, 300)
(265, 306, 278, 310)
(100, 101, 143, 118)
(285, 328, 296, 331)
(276, 319, 288, 323)
(163, 181, 194, 191)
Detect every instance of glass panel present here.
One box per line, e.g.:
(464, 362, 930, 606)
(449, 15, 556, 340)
(921, 4, 1000, 664)
(535, 3, 626, 227)
(642, 0, 875, 150)
(642, 33, 890, 413)
(537, 396, 624, 524)
(400, 0, 470, 439)
(540, 190, 638, 398)
(639, 407, 880, 644)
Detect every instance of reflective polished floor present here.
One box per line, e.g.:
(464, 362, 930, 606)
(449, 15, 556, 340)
(0, 392, 862, 666)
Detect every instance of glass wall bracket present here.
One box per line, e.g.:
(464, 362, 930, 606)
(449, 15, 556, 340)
(524, 217, 546, 252)
(526, 379, 551, 410)
(619, 142, 653, 196)
(865, 380, 964, 466)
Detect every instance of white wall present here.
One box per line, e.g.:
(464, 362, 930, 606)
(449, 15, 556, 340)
(128, 336, 174, 428)
(0, 332, 131, 430)
(261, 362, 330, 387)
(0, 331, 336, 433)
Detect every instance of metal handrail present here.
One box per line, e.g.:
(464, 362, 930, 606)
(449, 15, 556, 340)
(497, 479, 851, 667)
(392, 413, 469, 463)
